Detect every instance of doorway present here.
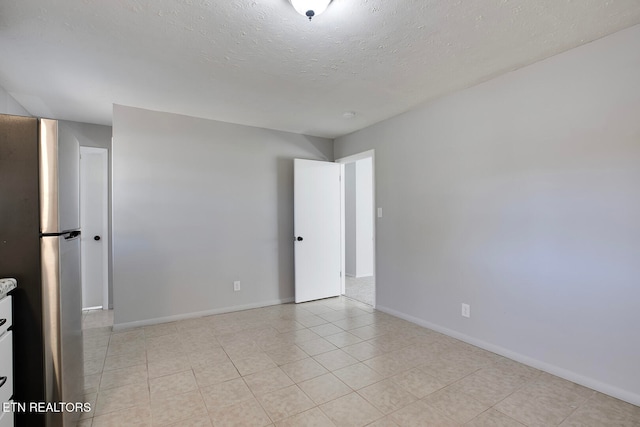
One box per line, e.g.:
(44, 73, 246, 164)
(337, 150, 376, 306)
(80, 147, 109, 310)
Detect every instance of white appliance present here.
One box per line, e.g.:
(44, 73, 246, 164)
(0, 278, 15, 427)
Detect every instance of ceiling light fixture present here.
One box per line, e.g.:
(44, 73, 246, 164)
(289, 0, 332, 21)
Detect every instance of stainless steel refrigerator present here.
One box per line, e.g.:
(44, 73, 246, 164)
(0, 114, 84, 427)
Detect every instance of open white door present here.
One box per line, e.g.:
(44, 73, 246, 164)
(294, 159, 341, 303)
(80, 147, 109, 310)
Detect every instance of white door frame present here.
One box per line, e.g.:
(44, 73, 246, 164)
(335, 150, 376, 307)
(80, 146, 109, 310)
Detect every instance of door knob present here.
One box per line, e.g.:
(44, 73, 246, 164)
(296, 236, 303, 241)
(94, 235, 101, 241)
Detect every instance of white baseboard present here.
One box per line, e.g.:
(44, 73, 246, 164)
(112, 298, 294, 331)
(376, 304, 640, 407)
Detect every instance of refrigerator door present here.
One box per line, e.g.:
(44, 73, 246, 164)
(41, 232, 84, 427)
(40, 119, 81, 234)
(1, 114, 46, 425)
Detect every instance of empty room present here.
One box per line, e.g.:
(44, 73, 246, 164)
(0, 1, 639, 426)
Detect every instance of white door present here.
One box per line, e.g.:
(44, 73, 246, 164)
(294, 159, 342, 303)
(80, 147, 108, 309)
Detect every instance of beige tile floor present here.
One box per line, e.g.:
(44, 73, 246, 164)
(78, 299, 640, 427)
(344, 276, 375, 306)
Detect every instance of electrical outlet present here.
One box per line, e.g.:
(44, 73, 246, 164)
(461, 303, 470, 318)
(233, 281, 241, 292)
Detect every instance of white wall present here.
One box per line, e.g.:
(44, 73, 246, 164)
(335, 25, 640, 404)
(345, 158, 375, 278)
(345, 163, 357, 276)
(112, 105, 333, 327)
(64, 121, 112, 151)
(0, 85, 30, 116)
(355, 157, 374, 277)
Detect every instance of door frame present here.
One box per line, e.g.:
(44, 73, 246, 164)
(335, 150, 376, 307)
(80, 146, 109, 310)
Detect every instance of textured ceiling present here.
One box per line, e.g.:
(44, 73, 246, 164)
(1, 1, 639, 138)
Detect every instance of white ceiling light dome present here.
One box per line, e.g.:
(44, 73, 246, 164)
(289, 0, 332, 21)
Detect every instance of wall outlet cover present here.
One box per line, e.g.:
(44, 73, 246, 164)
(462, 303, 470, 318)
(233, 281, 241, 291)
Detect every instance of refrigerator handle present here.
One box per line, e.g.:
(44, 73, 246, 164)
(64, 231, 81, 240)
